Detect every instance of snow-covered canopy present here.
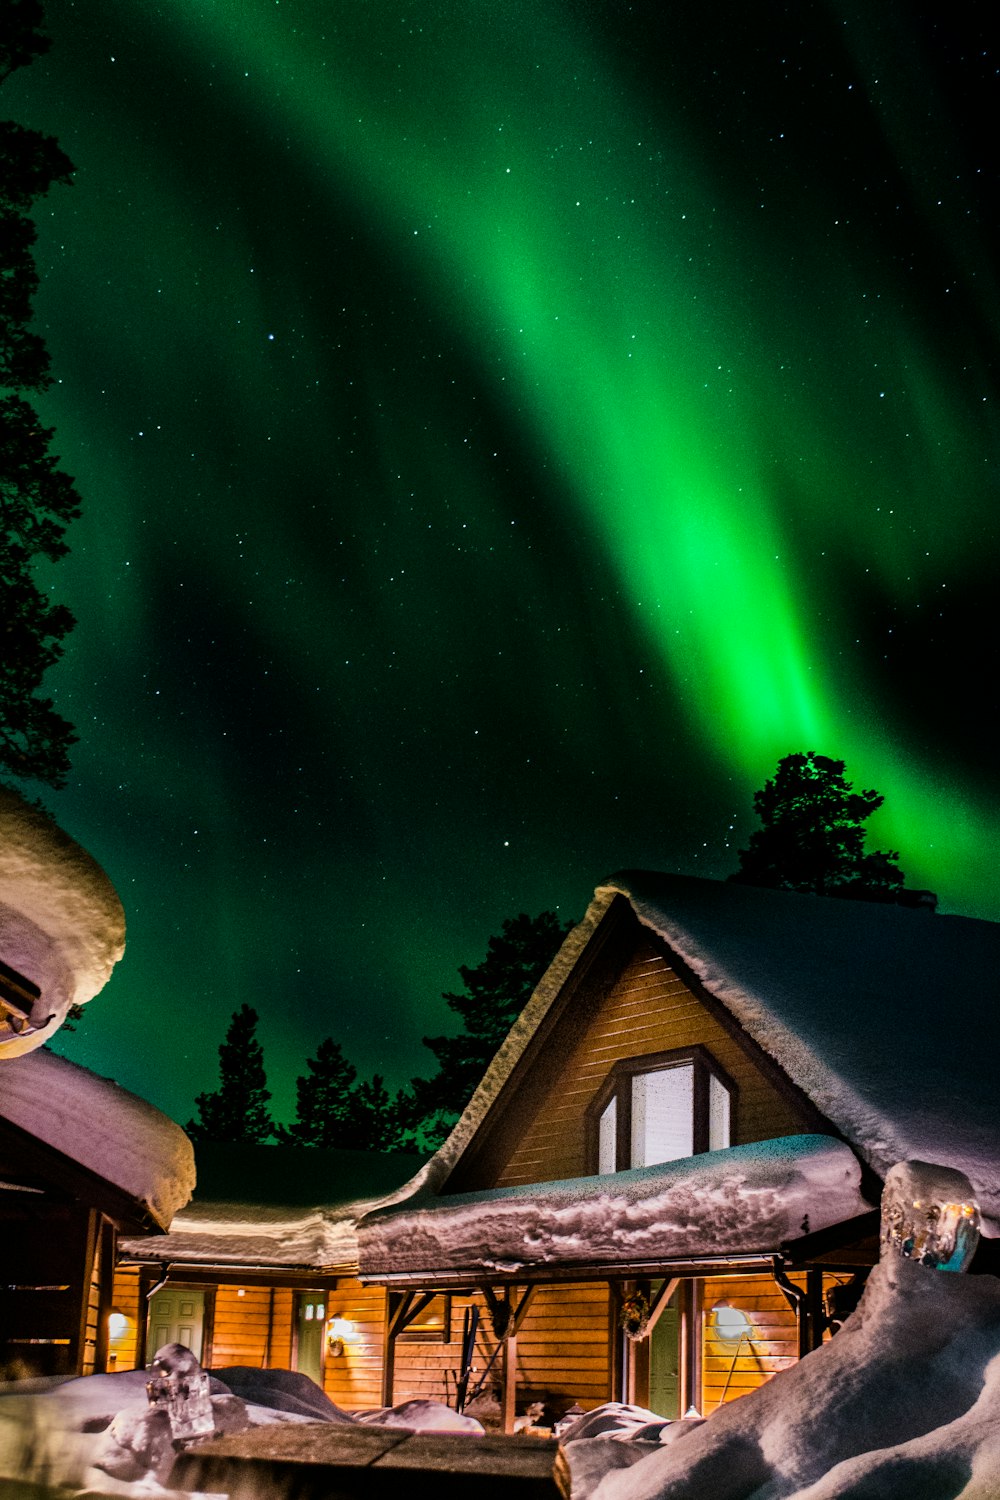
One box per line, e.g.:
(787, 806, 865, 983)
(0, 1049, 194, 1229)
(0, 789, 125, 1056)
(359, 1135, 869, 1281)
(121, 1142, 424, 1270)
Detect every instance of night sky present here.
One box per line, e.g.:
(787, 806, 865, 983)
(6, 0, 999, 1126)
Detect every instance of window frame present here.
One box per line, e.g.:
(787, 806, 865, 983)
(585, 1045, 738, 1174)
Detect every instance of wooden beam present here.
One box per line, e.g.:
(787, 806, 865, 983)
(172, 1425, 570, 1500)
(73, 1209, 100, 1375)
(93, 1218, 116, 1374)
(645, 1277, 680, 1337)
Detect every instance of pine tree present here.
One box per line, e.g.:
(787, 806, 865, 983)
(187, 1004, 274, 1143)
(729, 751, 905, 901)
(276, 1037, 358, 1148)
(403, 911, 572, 1147)
(345, 1074, 407, 1152)
(1, 11, 80, 787)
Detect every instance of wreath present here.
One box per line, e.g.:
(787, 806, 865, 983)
(619, 1291, 650, 1342)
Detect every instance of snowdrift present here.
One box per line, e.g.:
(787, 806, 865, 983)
(586, 1254, 1000, 1499)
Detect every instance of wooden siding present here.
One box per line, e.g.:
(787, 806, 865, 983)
(387, 1284, 611, 1414)
(700, 1271, 850, 1414)
(322, 1278, 386, 1411)
(700, 1273, 799, 1414)
(512, 1283, 610, 1409)
(493, 936, 810, 1187)
(109, 1265, 143, 1370)
(211, 1284, 294, 1369)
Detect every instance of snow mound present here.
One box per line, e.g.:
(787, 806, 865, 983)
(357, 1399, 485, 1433)
(590, 1256, 1000, 1500)
(0, 788, 126, 1055)
(0, 1048, 194, 1227)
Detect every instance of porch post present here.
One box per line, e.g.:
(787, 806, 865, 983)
(679, 1278, 702, 1415)
(381, 1291, 409, 1408)
(501, 1329, 518, 1433)
(805, 1268, 826, 1353)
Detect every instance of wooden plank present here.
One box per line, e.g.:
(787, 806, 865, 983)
(172, 1426, 569, 1500)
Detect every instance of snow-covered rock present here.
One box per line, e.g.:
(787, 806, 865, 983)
(0, 1048, 195, 1227)
(0, 788, 125, 1055)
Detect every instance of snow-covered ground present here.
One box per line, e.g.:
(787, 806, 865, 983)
(6, 1256, 1000, 1498)
(0, 1365, 484, 1494)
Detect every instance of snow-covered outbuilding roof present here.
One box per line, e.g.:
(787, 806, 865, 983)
(360, 873, 1000, 1277)
(359, 1134, 870, 1282)
(0, 789, 126, 1056)
(120, 1142, 424, 1271)
(0, 1048, 194, 1230)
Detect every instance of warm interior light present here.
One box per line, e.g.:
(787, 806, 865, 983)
(327, 1316, 355, 1355)
(107, 1309, 129, 1341)
(711, 1302, 753, 1342)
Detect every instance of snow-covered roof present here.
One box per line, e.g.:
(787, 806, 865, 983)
(401, 873, 1000, 1242)
(0, 1048, 194, 1229)
(358, 1134, 870, 1281)
(0, 789, 126, 1056)
(601, 872, 1000, 1231)
(120, 1142, 425, 1270)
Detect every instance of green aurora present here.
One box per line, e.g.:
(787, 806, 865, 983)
(6, 0, 998, 1121)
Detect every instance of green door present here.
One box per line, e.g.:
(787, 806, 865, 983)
(648, 1296, 680, 1419)
(147, 1288, 205, 1363)
(295, 1292, 326, 1386)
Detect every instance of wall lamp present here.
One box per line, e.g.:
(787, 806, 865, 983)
(107, 1308, 129, 1341)
(327, 1317, 355, 1356)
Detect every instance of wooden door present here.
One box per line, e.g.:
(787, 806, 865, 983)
(648, 1290, 681, 1419)
(294, 1292, 327, 1386)
(147, 1287, 206, 1362)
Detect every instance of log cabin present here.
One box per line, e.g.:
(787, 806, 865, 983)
(0, 1048, 193, 1378)
(113, 871, 1000, 1428)
(0, 786, 194, 1379)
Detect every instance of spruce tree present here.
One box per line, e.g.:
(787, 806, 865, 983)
(730, 751, 904, 901)
(187, 1004, 274, 1143)
(404, 911, 572, 1147)
(1, 9, 80, 787)
(276, 1037, 358, 1148)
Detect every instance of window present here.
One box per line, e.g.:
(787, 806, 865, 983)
(397, 1294, 451, 1343)
(589, 1047, 735, 1173)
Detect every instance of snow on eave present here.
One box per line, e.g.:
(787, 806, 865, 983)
(0, 1049, 194, 1229)
(119, 1208, 363, 1271)
(0, 789, 126, 1056)
(369, 890, 621, 1217)
(358, 1135, 871, 1280)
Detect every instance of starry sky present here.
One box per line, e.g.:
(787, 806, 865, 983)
(6, 0, 999, 1126)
